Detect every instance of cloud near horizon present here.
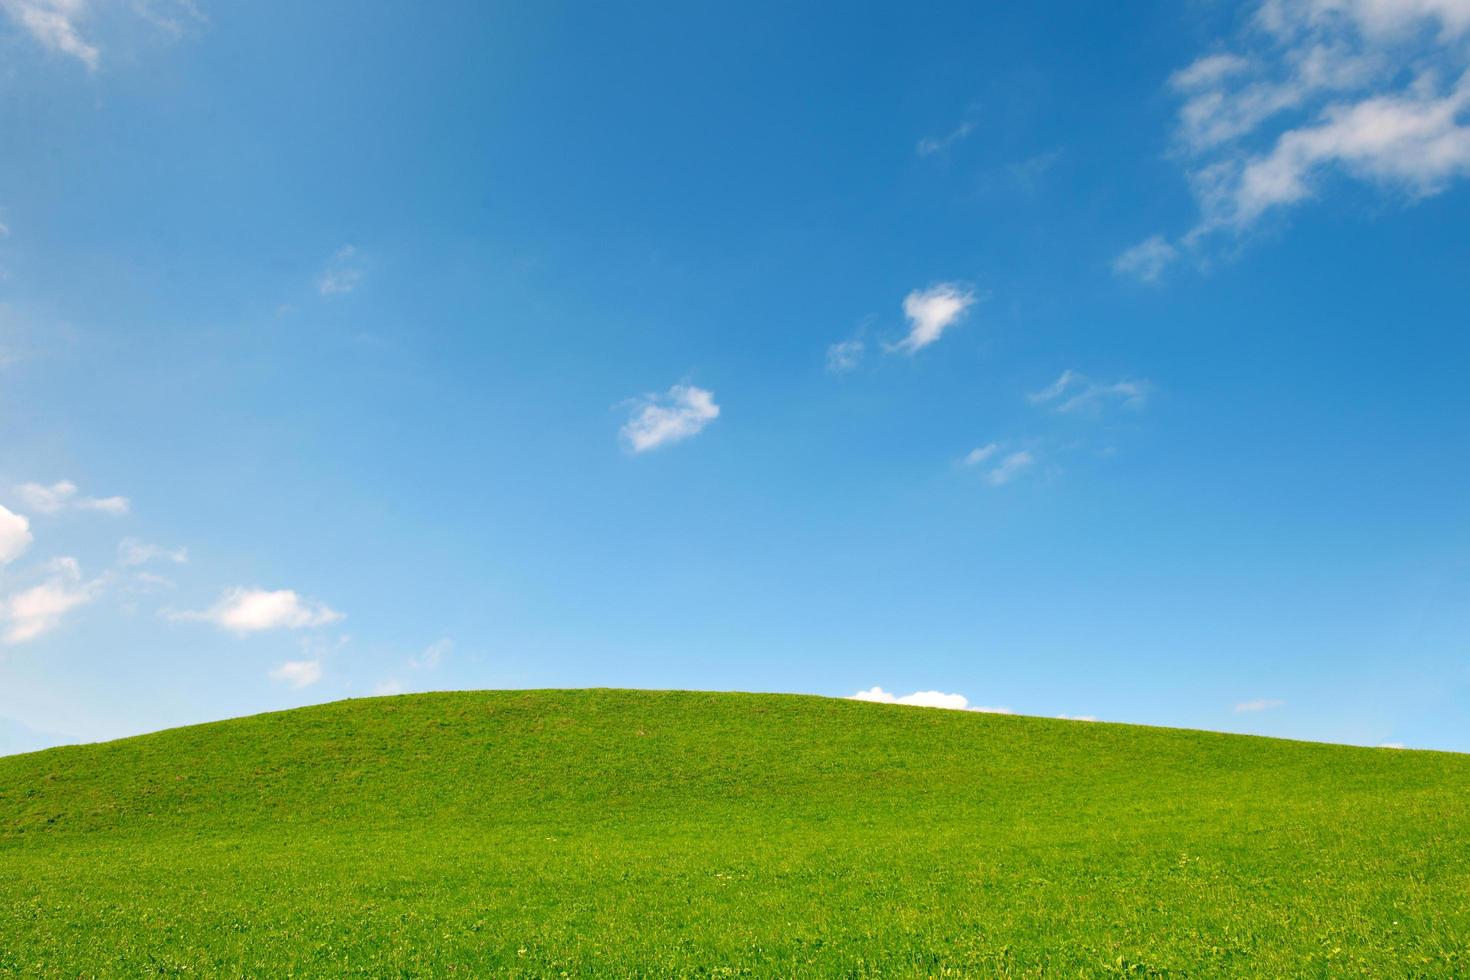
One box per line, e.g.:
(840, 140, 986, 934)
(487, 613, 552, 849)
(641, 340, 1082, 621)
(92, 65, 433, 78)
(1235, 697, 1285, 712)
(850, 686, 1013, 714)
(269, 659, 323, 688)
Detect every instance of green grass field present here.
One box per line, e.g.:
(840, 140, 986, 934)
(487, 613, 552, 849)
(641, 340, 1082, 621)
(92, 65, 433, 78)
(2, 690, 1467, 976)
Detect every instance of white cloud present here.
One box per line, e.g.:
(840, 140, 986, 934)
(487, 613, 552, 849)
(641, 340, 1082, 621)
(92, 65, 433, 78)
(1057, 713, 1100, 722)
(1131, 0, 1470, 263)
(174, 587, 344, 634)
(1029, 370, 1150, 413)
(890, 283, 977, 354)
(373, 678, 404, 696)
(962, 443, 1000, 467)
(15, 480, 76, 513)
(117, 538, 187, 566)
(850, 686, 1014, 714)
(620, 383, 720, 452)
(0, 0, 100, 70)
(15, 480, 129, 516)
(77, 494, 128, 514)
(1113, 235, 1179, 282)
(317, 245, 365, 296)
(1171, 52, 1253, 91)
(1378, 741, 1406, 748)
(917, 119, 976, 156)
(269, 660, 323, 689)
(1205, 75, 1470, 229)
(984, 450, 1036, 486)
(1235, 697, 1286, 712)
(0, 556, 99, 644)
(825, 337, 865, 373)
(411, 637, 451, 669)
(0, 504, 31, 565)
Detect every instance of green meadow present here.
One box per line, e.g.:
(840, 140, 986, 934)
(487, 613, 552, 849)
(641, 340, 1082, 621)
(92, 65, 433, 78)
(2, 689, 1467, 976)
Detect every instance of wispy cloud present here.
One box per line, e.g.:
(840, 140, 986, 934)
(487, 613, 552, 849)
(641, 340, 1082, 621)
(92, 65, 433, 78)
(1112, 235, 1178, 282)
(15, 480, 129, 516)
(961, 444, 1000, 467)
(1122, 0, 1470, 275)
(269, 660, 323, 689)
(0, 0, 201, 70)
(983, 450, 1036, 486)
(825, 337, 865, 373)
(851, 686, 1012, 713)
(171, 587, 344, 634)
(889, 283, 977, 355)
(117, 538, 187, 566)
(1235, 697, 1285, 713)
(620, 383, 720, 452)
(1, 0, 99, 70)
(317, 245, 365, 296)
(0, 504, 31, 565)
(0, 556, 102, 644)
(1029, 370, 1150, 414)
(917, 119, 976, 156)
(410, 637, 451, 669)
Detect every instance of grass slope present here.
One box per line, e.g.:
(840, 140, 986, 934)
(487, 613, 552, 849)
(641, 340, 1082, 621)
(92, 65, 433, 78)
(2, 690, 1468, 976)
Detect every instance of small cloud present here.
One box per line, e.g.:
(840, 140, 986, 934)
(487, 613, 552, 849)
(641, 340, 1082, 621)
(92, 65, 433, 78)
(1009, 149, 1063, 190)
(77, 495, 129, 515)
(984, 450, 1036, 486)
(889, 283, 977, 355)
(1113, 235, 1179, 282)
(1378, 742, 1406, 749)
(411, 637, 451, 670)
(1, 0, 101, 70)
(0, 504, 31, 565)
(825, 337, 865, 373)
(962, 444, 999, 467)
(1170, 53, 1251, 91)
(1234, 697, 1285, 713)
(1, 556, 101, 644)
(373, 678, 404, 696)
(124, 570, 178, 593)
(1057, 713, 1099, 722)
(917, 119, 976, 156)
(1029, 370, 1150, 414)
(317, 245, 365, 296)
(850, 686, 1013, 714)
(172, 587, 344, 634)
(117, 538, 187, 566)
(620, 383, 720, 452)
(15, 480, 129, 515)
(269, 660, 323, 689)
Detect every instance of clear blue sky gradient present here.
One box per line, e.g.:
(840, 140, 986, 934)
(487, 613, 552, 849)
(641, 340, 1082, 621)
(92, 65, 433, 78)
(1, 0, 1468, 753)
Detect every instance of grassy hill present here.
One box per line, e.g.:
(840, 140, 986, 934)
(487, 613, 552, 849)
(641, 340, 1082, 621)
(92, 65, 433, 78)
(2, 690, 1467, 976)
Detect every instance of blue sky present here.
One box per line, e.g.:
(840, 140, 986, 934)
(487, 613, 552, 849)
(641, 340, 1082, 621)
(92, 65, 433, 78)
(1, 0, 1468, 754)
